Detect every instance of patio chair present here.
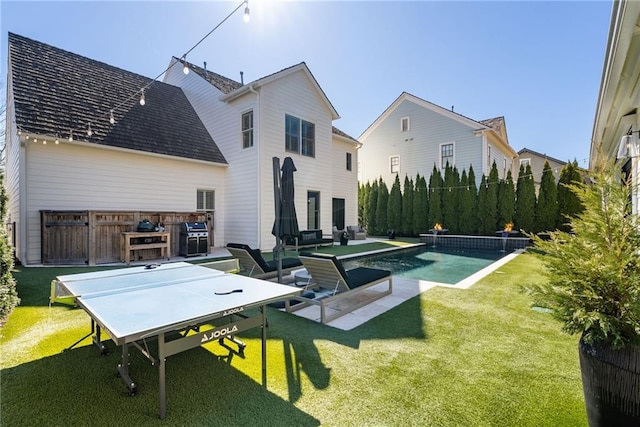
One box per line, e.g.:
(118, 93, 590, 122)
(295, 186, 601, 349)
(226, 243, 303, 279)
(347, 225, 366, 240)
(291, 252, 392, 323)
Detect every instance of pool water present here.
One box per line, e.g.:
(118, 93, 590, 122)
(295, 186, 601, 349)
(342, 246, 506, 285)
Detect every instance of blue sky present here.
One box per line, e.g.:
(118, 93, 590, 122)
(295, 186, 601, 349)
(1, 1, 611, 167)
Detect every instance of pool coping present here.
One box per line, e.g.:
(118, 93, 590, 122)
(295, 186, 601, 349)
(286, 244, 525, 330)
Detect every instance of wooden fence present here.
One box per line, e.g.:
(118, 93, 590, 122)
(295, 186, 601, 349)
(40, 210, 208, 265)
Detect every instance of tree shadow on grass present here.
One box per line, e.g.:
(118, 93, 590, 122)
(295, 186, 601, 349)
(0, 341, 320, 426)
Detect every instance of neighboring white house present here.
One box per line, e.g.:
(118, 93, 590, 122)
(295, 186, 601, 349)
(591, 0, 640, 214)
(516, 148, 567, 194)
(358, 92, 517, 188)
(4, 33, 360, 265)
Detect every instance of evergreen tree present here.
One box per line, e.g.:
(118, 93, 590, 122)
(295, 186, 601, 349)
(361, 182, 371, 230)
(366, 179, 378, 235)
(458, 169, 475, 235)
(402, 175, 414, 235)
(413, 174, 429, 235)
(376, 178, 389, 235)
(556, 160, 584, 231)
(442, 163, 459, 233)
(536, 160, 558, 233)
(387, 175, 402, 233)
(0, 170, 19, 322)
(477, 175, 489, 234)
(467, 165, 479, 234)
(497, 170, 516, 229)
(427, 164, 443, 227)
(514, 163, 536, 233)
(358, 182, 365, 227)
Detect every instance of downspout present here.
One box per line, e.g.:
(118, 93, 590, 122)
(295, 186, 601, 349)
(249, 84, 261, 247)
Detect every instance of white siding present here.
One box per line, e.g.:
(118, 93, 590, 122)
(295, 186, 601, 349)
(359, 99, 484, 187)
(255, 70, 335, 249)
(22, 142, 225, 264)
(332, 137, 359, 227)
(165, 61, 259, 248)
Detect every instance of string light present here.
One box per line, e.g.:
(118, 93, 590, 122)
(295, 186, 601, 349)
(182, 56, 189, 75)
(14, 0, 250, 146)
(243, 1, 250, 23)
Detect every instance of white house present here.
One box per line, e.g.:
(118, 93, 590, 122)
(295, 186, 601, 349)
(163, 59, 360, 248)
(591, 0, 640, 214)
(358, 92, 517, 188)
(3, 33, 359, 265)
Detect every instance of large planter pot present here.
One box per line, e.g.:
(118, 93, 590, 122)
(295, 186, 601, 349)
(578, 337, 640, 426)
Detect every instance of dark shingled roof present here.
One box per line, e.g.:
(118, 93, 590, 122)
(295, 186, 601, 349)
(9, 33, 226, 164)
(182, 59, 243, 95)
(332, 126, 359, 144)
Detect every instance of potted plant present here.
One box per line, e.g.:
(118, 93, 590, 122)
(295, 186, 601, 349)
(340, 230, 349, 246)
(526, 163, 639, 426)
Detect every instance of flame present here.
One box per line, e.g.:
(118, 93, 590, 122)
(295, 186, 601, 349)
(504, 222, 513, 232)
(434, 223, 442, 231)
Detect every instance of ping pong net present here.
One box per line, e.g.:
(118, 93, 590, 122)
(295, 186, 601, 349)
(51, 262, 226, 304)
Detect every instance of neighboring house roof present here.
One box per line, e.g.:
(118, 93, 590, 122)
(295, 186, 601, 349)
(479, 116, 509, 142)
(180, 58, 242, 95)
(517, 148, 567, 166)
(9, 33, 227, 164)
(332, 126, 360, 145)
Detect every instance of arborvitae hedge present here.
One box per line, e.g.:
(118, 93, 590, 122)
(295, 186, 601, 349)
(535, 161, 558, 233)
(428, 164, 443, 228)
(514, 163, 536, 234)
(0, 170, 19, 323)
(376, 178, 389, 235)
(556, 160, 584, 232)
(402, 175, 414, 235)
(387, 175, 402, 233)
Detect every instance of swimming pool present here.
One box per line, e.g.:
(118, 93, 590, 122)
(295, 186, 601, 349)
(342, 246, 508, 285)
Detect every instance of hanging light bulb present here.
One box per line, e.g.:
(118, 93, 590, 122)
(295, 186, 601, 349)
(109, 110, 115, 125)
(55, 137, 59, 144)
(87, 122, 93, 137)
(42, 139, 47, 145)
(33, 138, 37, 143)
(139, 89, 146, 106)
(68, 130, 73, 142)
(243, 1, 250, 23)
(182, 56, 189, 75)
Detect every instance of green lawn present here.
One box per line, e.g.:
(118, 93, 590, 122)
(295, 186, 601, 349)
(0, 249, 587, 426)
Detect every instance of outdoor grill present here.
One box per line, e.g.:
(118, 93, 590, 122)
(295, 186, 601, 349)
(179, 222, 209, 257)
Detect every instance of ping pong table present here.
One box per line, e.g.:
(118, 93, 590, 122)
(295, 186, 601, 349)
(53, 261, 301, 419)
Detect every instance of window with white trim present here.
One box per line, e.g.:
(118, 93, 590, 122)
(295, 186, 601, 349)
(401, 117, 410, 132)
(242, 111, 253, 148)
(487, 145, 492, 169)
(390, 156, 400, 174)
(346, 152, 352, 171)
(285, 114, 315, 157)
(197, 190, 215, 211)
(520, 158, 531, 168)
(441, 143, 454, 169)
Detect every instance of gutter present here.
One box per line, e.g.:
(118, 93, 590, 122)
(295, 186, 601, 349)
(249, 84, 261, 248)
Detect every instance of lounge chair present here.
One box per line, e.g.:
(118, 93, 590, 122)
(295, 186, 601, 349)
(291, 252, 392, 323)
(226, 243, 303, 279)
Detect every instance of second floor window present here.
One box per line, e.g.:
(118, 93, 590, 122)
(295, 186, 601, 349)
(390, 156, 400, 174)
(441, 143, 454, 168)
(242, 111, 253, 148)
(346, 152, 352, 171)
(285, 114, 315, 157)
(401, 117, 410, 132)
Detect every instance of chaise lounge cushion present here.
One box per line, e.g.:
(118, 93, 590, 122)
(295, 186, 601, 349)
(227, 243, 302, 274)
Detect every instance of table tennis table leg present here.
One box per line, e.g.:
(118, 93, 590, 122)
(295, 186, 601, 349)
(158, 332, 167, 420)
(117, 343, 137, 397)
(262, 306, 267, 387)
(91, 320, 107, 355)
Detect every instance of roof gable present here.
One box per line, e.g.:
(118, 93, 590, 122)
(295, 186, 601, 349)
(215, 62, 340, 120)
(8, 33, 226, 164)
(359, 91, 490, 140)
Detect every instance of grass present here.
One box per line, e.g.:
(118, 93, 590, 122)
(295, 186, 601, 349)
(0, 247, 587, 426)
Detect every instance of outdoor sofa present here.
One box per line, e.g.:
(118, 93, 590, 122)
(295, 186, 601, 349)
(289, 252, 393, 323)
(284, 229, 334, 251)
(226, 243, 303, 279)
(347, 225, 366, 240)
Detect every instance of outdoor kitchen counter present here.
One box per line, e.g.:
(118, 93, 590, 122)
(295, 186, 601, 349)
(120, 231, 171, 265)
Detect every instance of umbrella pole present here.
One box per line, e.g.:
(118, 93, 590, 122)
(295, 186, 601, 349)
(272, 157, 283, 283)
